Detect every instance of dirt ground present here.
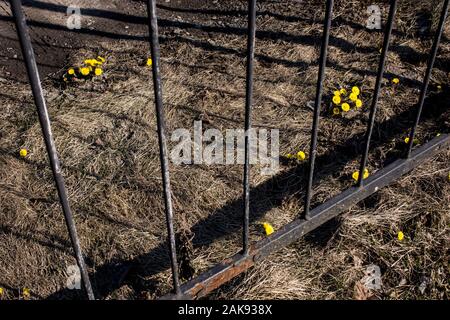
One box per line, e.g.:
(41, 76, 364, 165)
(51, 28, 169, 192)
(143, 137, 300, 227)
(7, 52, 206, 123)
(0, 0, 449, 300)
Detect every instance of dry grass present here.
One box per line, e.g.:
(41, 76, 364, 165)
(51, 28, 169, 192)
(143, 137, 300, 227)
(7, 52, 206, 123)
(0, 0, 449, 300)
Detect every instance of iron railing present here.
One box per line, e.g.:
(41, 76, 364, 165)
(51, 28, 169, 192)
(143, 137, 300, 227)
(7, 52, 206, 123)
(8, 0, 450, 300)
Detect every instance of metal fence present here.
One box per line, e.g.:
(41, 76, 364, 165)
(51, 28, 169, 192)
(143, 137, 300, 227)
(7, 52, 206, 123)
(8, 0, 450, 300)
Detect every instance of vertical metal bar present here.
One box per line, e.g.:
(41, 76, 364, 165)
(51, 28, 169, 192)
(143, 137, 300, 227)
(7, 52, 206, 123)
(304, 0, 333, 219)
(242, 0, 257, 255)
(146, 0, 181, 294)
(357, 0, 398, 187)
(9, 0, 94, 300)
(406, 0, 450, 158)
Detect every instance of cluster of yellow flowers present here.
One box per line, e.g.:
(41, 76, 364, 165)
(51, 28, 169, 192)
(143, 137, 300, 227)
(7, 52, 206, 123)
(332, 86, 363, 115)
(352, 168, 369, 181)
(64, 56, 106, 81)
(0, 287, 30, 299)
(404, 137, 419, 145)
(286, 150, 306, 161)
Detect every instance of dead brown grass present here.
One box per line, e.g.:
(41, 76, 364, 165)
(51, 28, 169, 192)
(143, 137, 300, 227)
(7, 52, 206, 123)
(0, 0, 449, 300)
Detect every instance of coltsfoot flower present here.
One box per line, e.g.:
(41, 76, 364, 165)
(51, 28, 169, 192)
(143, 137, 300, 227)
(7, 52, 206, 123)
(297, 151, 306, 161)
(22, 288, 30, 299)
(352, 168, 369, 181)
(19, 148, 27, 157)
(341, 103, 350, 112)
(349, 93, 358, 102)
(94, 68, 103, 76)
(332, 95, 341, 105)
(397, 231, 404, 241)
(262, 222, 274, 236)
(79, 67, 90, 76)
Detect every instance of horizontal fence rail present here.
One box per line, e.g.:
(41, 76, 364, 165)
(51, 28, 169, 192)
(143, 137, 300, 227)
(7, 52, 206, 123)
(8, 0, 450, 300)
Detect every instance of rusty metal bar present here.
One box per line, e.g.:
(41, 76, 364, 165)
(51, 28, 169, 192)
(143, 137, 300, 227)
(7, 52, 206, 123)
(304, 0, 334, 219)
(242, 0, 257, 255)
(406, 0, 450, 158)
(146, 0, 181, 295)
(9, 0, 94, 300)
(357, 0, 398, 186)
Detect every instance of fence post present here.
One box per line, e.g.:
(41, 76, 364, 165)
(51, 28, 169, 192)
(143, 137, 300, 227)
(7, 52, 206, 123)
(242, 0, 257, 255)
(357, 0, 398, 187)
(146, 0, 181, 295)
(9, 0, 94, 300)
(304, 0, 334, 219)
(406, 0, 450, 158)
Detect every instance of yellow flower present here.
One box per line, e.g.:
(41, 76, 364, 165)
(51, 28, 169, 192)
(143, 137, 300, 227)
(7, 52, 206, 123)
(147, 58, 153, 67)
(352, 86, 360, 95)
(84, 59, 101, 67)
(447, 172, 450, 181)
(349, 93, 358, 102)
(22, 288, 30, 299)
(392, 78, 400, 84)
(334, 90, 341, 96)
(79, 67, 90, 76)
(286, 153, 293, 159)
(94, 68, 103, 76)
(341, 103, 350, 112)
(355, 99, 363, 108)
(397, 231, 404, 241)
(340, 88, 347, 95)
(404, 137, 419, 145)
(262, 222, 274, 236)
(297, 151, 306, 161)
(352, 169, 369, 181)
(0, 287, 3, 296)
(333, 107, 340, 115)
(19, 148, 27, 157)
(97, 56, 106, 63)
(332, 95, 341, 105)
(67, 68, 75, 75)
